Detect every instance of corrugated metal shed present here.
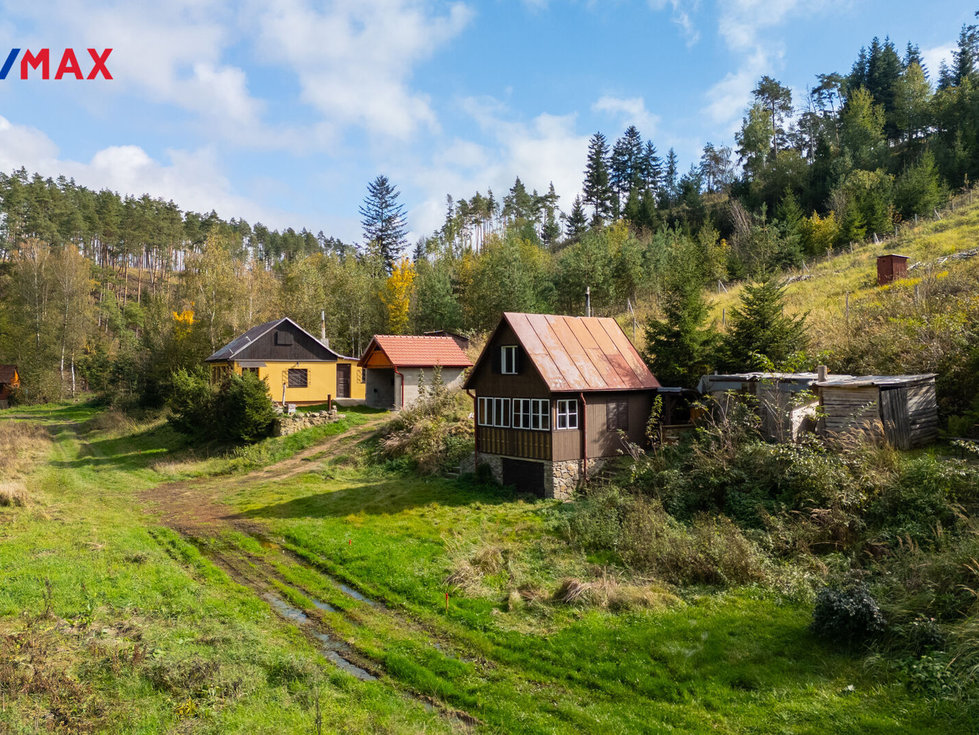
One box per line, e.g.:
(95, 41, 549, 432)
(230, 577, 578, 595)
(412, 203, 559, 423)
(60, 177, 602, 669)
(469, 312, 659, 392)
(358, 335, 473, 369)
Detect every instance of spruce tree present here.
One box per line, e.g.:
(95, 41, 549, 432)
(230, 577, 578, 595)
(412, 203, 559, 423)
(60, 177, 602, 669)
(643, 273, 719, 388)
(721, 279, 808, 370)
(565, 196, 588, 240)
(360, 175, 408, 273)
(583, 132, 614, 224)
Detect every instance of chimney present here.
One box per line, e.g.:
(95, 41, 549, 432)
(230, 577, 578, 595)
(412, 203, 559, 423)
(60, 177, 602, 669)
(817, 364, 828, 382)
(321, 310, 327, 344)
(585, 286, 591, 317)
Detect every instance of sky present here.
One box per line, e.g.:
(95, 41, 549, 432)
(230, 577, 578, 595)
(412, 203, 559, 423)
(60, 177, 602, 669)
(0, 0, 972, 245)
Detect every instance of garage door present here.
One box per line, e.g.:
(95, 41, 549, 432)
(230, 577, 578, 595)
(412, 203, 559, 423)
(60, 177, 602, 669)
(502, 458, 545, 497)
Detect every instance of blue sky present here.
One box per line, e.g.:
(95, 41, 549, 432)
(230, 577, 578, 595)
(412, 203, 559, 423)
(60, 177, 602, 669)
(0, 0, 971, 244)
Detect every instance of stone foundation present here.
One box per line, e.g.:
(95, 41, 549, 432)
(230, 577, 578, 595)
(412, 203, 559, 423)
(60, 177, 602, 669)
(275, 409, 341, 436)
(474, 453, 607, 501)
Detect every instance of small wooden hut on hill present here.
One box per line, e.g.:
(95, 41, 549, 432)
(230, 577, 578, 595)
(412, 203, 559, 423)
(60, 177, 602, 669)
(0, 365, 19, 409)
(815, 374, 938, 449)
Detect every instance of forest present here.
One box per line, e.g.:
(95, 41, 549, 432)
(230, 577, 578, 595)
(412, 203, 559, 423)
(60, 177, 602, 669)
(1, 17, 978, 415)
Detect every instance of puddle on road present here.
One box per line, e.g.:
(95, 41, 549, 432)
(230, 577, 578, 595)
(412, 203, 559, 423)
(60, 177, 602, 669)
(264, 593, 376, 681)
(264, 593, 309, 624)
(337, 581, 377, 606)
(310, 596, 336, 613)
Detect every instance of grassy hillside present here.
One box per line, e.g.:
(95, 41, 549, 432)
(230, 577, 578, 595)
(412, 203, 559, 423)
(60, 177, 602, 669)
(705, 190, 979, 352)
(0, 402, 972, 733)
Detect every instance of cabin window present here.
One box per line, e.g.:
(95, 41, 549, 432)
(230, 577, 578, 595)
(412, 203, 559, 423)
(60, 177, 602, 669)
(360, 368, 366, 383)
(501, 345, 518, 374)
(606, 399, 629, 431)
(242, 367, 260, 377)
(287, 368, 308, 388)
(513, 398, 549, 430)
(275, 330, 294, 346)
(556, 399, 578, 430)
(478, 397, 510, 427)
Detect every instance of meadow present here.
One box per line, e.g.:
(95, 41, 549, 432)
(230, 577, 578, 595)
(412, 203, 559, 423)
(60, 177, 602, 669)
(0, 402, 969, 733)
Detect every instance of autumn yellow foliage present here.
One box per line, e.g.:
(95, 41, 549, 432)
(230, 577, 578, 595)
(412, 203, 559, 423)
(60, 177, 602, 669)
(381, 258, 416, 334)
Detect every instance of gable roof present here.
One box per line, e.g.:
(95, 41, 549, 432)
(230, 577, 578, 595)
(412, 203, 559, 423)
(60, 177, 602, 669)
(358, 335, 473, 368)
(465, 312, 660, 392)
(0, 365, 18, 384)
(205, 317, 343, 362)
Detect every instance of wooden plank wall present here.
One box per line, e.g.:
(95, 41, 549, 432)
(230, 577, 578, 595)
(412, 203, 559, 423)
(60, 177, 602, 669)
(907, 382, 939, 447)
(821, 386, 883, 439)
(477, 427, 552, 460)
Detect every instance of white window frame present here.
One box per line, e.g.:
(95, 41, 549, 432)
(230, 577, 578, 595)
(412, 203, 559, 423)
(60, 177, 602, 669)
(512, 398, 549, 430)
(501, 345, 518, 374)
(556, 399, 578, 430)
(478, 397, 510, 427)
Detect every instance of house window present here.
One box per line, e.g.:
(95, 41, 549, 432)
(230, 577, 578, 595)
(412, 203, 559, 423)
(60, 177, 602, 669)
(607, 399, 629, 431)
(478, 397, 510, 427)
(556, 399, 578, 430)
(501, 345, 518, 374)
(287, 368, 308, 388)
(513, 398, 549, 430)
(275, 330, 294, 346)
(360, 368, 366, 383)
(242, 367, 259, 377)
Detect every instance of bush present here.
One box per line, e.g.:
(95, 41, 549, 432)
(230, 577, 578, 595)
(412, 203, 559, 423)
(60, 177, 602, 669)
(379, 388, 473, 474)
(167, 368, 277, 445)
(811, 583, 886, 645)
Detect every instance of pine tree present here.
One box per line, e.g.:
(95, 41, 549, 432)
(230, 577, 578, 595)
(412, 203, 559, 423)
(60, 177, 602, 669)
(583, 132, 614, 224)
(752, 76, 793, 159)
(643, 274, 719, 388)
(640, 140, 662, 192)
(661, 148, 680, 207)
(360, 175, 408, 273)
(721, 279, 808, 370)
(610, 126, 644, 216)
(565, 196, 588, 240)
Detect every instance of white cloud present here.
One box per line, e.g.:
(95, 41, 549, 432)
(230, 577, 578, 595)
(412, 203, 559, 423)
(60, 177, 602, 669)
(701, 0, 820, 129)
(921, 43, 954, 80)
(647, 0, 700, 45)
(592, 96, 660, 137)
(403, 100, 589, 237)
(0, 115, 288, 226)
(250, 0, 473, 140)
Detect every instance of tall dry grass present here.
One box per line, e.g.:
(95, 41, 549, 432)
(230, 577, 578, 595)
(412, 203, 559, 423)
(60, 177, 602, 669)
(0, 422, 50, 506)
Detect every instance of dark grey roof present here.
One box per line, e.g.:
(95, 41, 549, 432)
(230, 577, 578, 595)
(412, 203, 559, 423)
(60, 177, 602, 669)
(205, 317, 342, 362)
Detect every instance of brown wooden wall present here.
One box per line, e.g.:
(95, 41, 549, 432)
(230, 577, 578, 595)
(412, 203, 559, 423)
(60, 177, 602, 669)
(477, 426, 552, 460)
(236, 321, 337, 363)
(581, 391, 653, 458)
(821, 386, 882, 439)
(468, 322, 549, 398)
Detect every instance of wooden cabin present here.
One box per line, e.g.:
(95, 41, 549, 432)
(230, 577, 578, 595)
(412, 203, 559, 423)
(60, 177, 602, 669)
(815, 374, 938, 449)
(0, 364, 20, 409)
(464, 312, 660, 499)
(358, 335, 473, 409)
(205, 318, 365, 406)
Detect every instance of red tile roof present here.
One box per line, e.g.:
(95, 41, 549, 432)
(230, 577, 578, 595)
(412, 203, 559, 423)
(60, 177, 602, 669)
(358, 335, 473, 368)
(466, 312, 659, 392)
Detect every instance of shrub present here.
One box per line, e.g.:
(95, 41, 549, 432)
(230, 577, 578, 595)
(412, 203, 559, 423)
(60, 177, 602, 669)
(379, 389, 473, 474)
(167, 368, 277, 445)
(811, 583, 886, 645)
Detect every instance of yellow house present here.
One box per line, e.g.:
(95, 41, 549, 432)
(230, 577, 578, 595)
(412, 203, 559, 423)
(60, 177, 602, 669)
(205, 317, 366, 405)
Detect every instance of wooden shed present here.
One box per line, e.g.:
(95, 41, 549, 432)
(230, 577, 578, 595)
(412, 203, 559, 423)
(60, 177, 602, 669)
(877, 254, 909, 286)
(815, 374, 938, 449)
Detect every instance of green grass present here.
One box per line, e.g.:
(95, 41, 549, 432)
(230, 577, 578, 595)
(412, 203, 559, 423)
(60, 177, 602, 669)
(0, 401, 969, 733)
(0, 402, 445, 734)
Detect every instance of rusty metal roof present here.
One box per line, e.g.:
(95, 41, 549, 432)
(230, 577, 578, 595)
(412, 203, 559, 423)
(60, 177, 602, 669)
(469, 312, 659, 392)
(357, 335, 473, 369)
